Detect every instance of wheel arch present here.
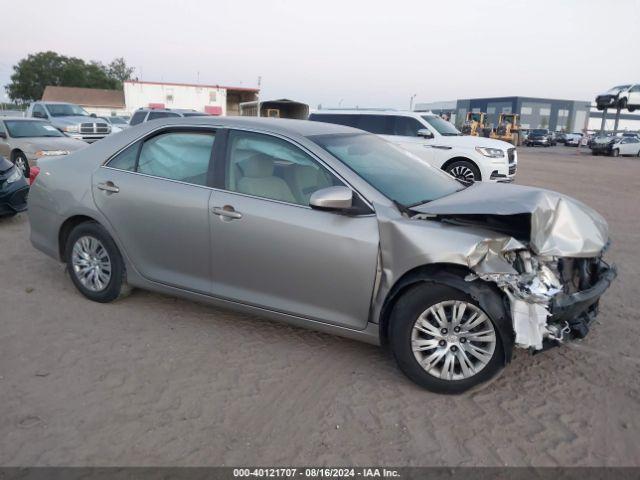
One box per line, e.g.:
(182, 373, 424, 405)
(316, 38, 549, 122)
(58, 214, 101, 260)
(378, 262, 515, 364)
(441, 156, 482, 180)
(10, 148, 25, 160)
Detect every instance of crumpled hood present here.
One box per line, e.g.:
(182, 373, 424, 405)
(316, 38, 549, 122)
(411, 182, 609, 257)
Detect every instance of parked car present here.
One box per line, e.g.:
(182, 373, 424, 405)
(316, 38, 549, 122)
(0, 117, 87, 177)
(565, 133, 584, 146)
(99, 116, 130, 132)
(555, 132, 567, 145)
(128, 108, 210, 126)
(591, 136, 640, 157)
(524, 129, 553, 146)
(595, 85, 632, 110)
(0, 155, 29, 218)
(26, 102, 111, 143)
(309, 110, 516, 184)
(28, 116, 616, 393)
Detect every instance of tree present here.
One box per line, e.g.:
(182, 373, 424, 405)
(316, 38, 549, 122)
(4, 51, 132, 103)
(108, 58, 135, 84)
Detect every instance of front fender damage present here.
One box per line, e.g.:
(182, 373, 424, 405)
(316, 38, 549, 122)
(374, 184, 616, 352)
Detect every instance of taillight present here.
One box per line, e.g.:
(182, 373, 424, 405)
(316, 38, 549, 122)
(29, 166, 41, 185)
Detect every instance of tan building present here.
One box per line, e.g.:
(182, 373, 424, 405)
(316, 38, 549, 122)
(42, 86, 127, 117)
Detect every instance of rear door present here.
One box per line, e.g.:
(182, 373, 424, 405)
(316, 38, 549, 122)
(208, 128, 380, 329)
(93, 127, 216, 293)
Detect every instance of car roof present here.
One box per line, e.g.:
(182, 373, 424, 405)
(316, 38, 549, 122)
(311, 109, 433, 118)
(140, 116, 365, 137)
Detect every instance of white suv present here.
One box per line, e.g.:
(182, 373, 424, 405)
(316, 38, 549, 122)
(308, 110, 516, 183)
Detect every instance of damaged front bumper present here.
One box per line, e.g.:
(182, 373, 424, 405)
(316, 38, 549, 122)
(549, 260, 617, 341)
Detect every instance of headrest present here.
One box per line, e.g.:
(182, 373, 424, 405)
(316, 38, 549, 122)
(240, 154, 275, 178)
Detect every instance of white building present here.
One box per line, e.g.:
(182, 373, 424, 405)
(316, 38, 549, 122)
(123, 80, 258, 116)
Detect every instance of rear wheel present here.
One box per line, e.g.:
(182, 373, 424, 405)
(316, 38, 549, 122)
(389, 283, 506, 394)
(65, 222, 130, 302)
(445, 160, 481, 184)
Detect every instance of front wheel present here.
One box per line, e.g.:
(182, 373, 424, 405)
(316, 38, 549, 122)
(12, 152, 30, 178)
(389, 284, 506, 394)
(65, 222, 130, 302)
(611, 149, 620, 157)
(445, 160, 481, 184)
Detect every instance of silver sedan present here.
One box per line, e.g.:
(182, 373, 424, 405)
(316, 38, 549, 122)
(27, 117, 616, 393)
(0, 117, 88, 176)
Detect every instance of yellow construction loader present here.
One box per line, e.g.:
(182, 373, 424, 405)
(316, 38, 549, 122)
(461, 112, 487, 136)
(490, 113, 521, 145)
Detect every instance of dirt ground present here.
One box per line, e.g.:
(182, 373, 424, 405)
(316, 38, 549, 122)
(1, 145, 639, 467)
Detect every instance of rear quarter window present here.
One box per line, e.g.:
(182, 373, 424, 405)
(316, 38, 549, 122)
(129, 111, 147, 125)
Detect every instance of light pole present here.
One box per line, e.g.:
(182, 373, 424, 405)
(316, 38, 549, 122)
(256, 76, 262, 118)
(409, 94, 417, 111)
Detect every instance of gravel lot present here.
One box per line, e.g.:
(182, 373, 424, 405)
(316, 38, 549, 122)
(1, 145, 639, 467)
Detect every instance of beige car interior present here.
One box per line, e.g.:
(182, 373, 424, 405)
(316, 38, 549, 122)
(229, 148, 335, 206)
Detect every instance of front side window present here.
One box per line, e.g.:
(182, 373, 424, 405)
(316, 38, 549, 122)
(32, 104, 48, 118)
(310, 132, 462, 207)
(129, 111, 147, 125)
(391, 116, 423, 136)
(421, 115, 461, 136)
(309, 114, 360, 129)
(225, 130, 341, 206)
(45, 103, 89, 117)
(108, 132, 215, 186)
(356, 115, 390, 135)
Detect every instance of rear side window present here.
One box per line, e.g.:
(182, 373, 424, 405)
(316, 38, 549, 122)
(107, 142, 139, 171)
(129, 111, 147, 125)
(147, 111, 181, 121)
(356, 115, 391, 135)
(137, 132, 215, 186)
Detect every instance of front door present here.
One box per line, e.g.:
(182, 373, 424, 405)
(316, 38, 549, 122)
(93, 128, 217, 294)
(209, 129, 380, 330)
(380, 115, 437, 164)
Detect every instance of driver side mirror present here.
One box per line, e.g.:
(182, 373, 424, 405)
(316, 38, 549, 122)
(0, 132, 6, 139)
(309, 186, 353, 212)
(417, 128, 434, 139)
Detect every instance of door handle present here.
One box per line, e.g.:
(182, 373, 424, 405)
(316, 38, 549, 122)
(97, 181, 120, 193)
(212, 205, 243, 220)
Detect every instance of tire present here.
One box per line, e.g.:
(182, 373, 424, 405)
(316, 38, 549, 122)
(389, 283, 506, 394)
(445, 160, 481, 184)
(612, 149, 620, 157)
(629, 106, 636, 112)
(65, 221, 130, 303)
(12, 151, 30, 178)
(619, 98, 628, 110)
(592, 150, 598, 155)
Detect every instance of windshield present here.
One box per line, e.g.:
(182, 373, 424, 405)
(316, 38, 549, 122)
(606, 85, 630, 94)
(5, 120, 64, 138)
(310, 133, 463, 207)
(45, 103, 89, 117)
(532, 129, 548, 135)
(421, 115, 461, 136)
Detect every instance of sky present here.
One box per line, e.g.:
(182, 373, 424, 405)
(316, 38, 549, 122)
(1, 0, 639, 109)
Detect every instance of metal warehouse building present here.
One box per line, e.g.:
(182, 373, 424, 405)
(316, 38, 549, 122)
(455, 96, 591, 132)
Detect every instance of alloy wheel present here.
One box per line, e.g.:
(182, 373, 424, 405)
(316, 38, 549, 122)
(450, 165, 476, 183)
(411, 300, 497, 381)
(71, 236, 112, 292)
(14, 155, 28, 175)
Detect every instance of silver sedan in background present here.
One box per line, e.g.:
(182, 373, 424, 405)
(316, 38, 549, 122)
(0, 117, 88, 176)
(27, 117, 615, 393)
